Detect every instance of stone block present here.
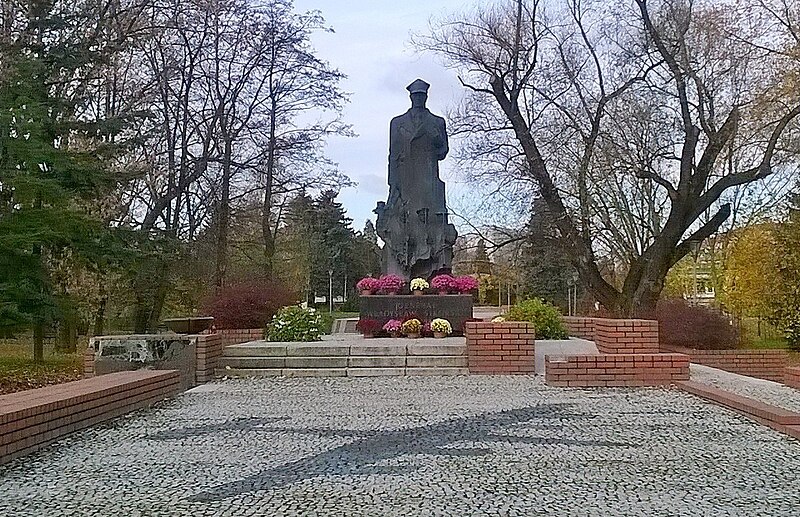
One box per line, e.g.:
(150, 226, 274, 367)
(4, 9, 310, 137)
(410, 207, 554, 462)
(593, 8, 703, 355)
(405, 367, 469, 376)
(359, 295, 473, 332)
(406, 355, 468, 368)
(219, 357, 285, 369)
(286, 343, 350, 357)
(215, 368, 282, 378)
(90, 335, 196, 389)
(407, 343, 467, 356)
(281, 368, 347, 377)
(223, 342, 287, 357)
(285, 357, 348, 368)
(350, 344, 407, 356)
(349, 356, 406, 368)
(347, 368, 405, 377)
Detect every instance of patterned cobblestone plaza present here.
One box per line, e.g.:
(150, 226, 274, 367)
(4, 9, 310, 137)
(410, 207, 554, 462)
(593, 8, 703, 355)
(1, 376, 798, 516)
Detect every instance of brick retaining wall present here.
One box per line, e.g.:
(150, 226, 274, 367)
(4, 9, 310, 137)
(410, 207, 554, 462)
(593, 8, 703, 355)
(216, 328, 264, 346)
(194, 329, 262, 383)
(0, 370, 181, 465)
(661, 345, 788, 382)
(83, 347, 95, 378)
(465, 322, 535, 374)
(594, 319, 660, 354)
(545, 353, 689, 387)
(561, 317, 598, 340)
(786, 367, 800, 389)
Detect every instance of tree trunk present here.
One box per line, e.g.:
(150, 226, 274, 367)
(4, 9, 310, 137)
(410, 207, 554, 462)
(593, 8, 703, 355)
(33, 323, 44, 363)
(214, 137, 232, 290)
(262, 103, 278, 277)
(93, 295, 107, 336)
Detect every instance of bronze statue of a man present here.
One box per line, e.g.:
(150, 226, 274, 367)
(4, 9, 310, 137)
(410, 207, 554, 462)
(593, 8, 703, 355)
(374, 79, 458, 280)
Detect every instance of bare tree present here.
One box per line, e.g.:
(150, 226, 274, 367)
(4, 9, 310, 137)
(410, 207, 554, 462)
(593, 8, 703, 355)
(418, 0, 800, 315)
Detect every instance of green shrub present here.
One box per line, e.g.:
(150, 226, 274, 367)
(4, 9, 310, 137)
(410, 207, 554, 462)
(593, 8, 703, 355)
(266, 306, 324, 342)
(505, 298, 568, 339)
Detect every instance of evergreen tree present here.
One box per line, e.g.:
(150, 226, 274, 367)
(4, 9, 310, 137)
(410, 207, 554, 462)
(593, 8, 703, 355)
(518, 198, 576, 311)
(309, 190, 353, 299)
(0, 2, 125, 357)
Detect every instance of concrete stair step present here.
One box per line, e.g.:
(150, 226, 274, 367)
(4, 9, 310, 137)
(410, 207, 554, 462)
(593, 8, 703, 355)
(407, 343, 467, 356)
(405, 367, 469, 376)
(347, 368, 405, 377)
(406, 356, 468, 368)
(283, 368, 347, 377)
(216, 368, 282, 378)
(220, 357, 285, 369)
(350, 344, 407, 356)
(223, 342, 286, 357)
(349, 356, 406, 368)
(285, 357, 348, 368)
(287, 343, 350, 357)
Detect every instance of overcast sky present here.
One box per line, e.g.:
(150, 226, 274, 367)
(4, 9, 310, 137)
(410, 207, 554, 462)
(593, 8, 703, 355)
(292, 0, 472, 231)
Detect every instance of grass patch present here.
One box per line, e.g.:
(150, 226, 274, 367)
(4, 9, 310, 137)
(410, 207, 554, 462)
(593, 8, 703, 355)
(0, 337, 83, 395)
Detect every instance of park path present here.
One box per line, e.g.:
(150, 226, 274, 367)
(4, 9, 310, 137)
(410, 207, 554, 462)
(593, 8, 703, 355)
(0, 376, 798, 516)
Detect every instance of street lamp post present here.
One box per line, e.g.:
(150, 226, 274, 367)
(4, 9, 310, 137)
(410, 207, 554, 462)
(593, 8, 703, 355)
(328, 269, 333, 313)
(690, 240, 701, 305)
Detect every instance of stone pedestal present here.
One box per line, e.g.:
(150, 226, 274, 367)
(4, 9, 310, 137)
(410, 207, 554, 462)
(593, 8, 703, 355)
(359, 295, 473, 333)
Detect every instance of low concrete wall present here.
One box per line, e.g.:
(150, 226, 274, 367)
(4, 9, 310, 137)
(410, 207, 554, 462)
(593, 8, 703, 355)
(88, 335, 196, 389)
(661, 345, 788, 382)
(545, 353, 689, 387)
(83, 329, 265, 385)
(465, 322, 535, 374)
(0, 370, 181, 465)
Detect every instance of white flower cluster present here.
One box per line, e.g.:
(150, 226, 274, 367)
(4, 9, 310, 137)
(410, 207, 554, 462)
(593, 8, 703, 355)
(410, 278, 429, 291)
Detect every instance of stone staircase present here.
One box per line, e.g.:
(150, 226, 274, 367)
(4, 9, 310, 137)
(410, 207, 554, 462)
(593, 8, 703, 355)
(216, 337, 468, 377)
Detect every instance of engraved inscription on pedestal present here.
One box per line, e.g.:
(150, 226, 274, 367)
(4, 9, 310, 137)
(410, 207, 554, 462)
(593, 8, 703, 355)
(359, 295, 474, 333)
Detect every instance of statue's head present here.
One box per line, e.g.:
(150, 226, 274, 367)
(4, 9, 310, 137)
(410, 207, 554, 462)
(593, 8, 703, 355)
(407, 78, 430, 109)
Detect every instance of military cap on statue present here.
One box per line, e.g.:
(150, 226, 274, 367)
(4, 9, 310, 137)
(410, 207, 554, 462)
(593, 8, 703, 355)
(406, 79, 430, 94)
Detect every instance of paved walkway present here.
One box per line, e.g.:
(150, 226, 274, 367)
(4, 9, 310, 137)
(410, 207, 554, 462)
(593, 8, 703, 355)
(1, 377, 798, 516)
(690, 364, 800, 412)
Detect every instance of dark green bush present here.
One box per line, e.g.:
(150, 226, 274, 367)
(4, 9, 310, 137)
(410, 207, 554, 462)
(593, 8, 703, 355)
(505, 298, 568, 339)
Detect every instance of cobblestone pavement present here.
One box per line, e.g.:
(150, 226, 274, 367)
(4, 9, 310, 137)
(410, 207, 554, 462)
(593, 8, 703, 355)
(690, 364, 800, 412)
(1, 377, 799, 516)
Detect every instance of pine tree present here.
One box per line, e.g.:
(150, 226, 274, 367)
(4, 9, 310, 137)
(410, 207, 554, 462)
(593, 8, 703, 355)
(518, 197, 576, 311)
(0, 2, 124, 358)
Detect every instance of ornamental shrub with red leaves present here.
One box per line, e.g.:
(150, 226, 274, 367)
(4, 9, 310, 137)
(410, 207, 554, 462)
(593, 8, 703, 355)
(655, 298, 738, 350)
(201, 278, 297, 330)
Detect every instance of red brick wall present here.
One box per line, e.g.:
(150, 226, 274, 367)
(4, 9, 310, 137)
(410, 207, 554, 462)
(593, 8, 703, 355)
(0, 370, 181, 465)
(594, 319, 659, 354)
(83, 346, 95, 378)
(545, 353, 689, 387)
(216, 328, 264, 346)
(465, 322, 535, 374)
(786, 367, 800, 389)
(561, 317, 598, 340)
(192, 333, 224, 384)
(193, 329, 261, 383)
(661, 345, 788, 382)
